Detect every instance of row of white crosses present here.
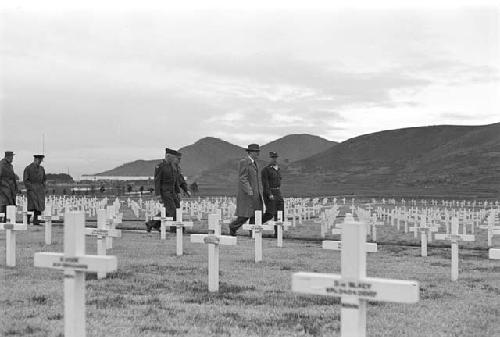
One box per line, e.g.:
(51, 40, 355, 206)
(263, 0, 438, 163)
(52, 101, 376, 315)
(35, 211, 118, 337)
(292, 214, 419, 337)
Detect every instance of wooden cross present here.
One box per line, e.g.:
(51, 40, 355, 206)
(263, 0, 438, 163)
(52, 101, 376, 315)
(40, 203, 61, 245)
(34, 211, 117, 337)
(169, 208, 194, 256)
(0, 205, 27, 266)
(152, 207, 173, 240)
(190, 214, 237, 292)
(85, 209, 121, 279)
(435, 217, 475, 281)
(273, 210, 291, 247)
(292, 219, 419, 337)
(409, 216, 439, 257)
(242, 210, 274, 262)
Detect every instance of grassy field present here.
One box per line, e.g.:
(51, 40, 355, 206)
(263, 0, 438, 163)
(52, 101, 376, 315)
(1, 209, 500, 337)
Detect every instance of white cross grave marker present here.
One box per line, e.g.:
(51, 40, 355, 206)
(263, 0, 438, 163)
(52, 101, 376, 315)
(273, 210, 291, 247)
(434, 217, 475, 281)
(242, 210, 274, 262)
(0, 205, 27, 266)
(190, 213, 237, 292)
(152, 207, 173, 240)
(292, 219, 419, 337)
(169, 208, 194, 256)
(34, 211, 117, 337)
(409, 216, 439, 257)
(40, 203, 61, 245)
(85, 209, 121, 279)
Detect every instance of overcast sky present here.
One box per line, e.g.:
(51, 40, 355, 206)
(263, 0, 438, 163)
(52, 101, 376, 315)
(1, 2, 499, 177)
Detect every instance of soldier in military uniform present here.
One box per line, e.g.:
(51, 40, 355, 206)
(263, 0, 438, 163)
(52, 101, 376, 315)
(146, 148, 179, 232)
(261, 151, 284, 238)
(0, 151, 18, 222)
(23, 154, 47, 225)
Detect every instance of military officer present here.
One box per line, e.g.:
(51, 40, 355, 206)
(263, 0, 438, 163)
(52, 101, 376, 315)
(148, 148, 178, 232)
(23, 154, 47, 225)
(0, 151, 18, 221)
(228, 144, 263, 236)
(261, 151, 284, 238)
(172, 151, 191, 232)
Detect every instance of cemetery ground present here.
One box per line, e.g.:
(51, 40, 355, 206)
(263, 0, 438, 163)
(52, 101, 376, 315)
(2, 215, 500, 337)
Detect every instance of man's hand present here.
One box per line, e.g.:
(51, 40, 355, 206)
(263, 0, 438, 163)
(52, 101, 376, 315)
(185, 191, 192, 197)
(269, 194, 274, 200)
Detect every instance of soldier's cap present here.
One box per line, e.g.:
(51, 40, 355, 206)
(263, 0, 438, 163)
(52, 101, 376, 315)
(165, 148, 177, 155)
(269, 151, 278, 158)
(34, 154, 45, 159)
(5, 151, 14, 157)
(245, 144, 260, 152)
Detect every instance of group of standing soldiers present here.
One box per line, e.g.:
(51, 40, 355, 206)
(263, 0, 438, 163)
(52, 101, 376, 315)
(0, 151, 47, 225)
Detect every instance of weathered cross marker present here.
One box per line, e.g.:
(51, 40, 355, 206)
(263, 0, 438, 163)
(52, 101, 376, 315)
(85, 209, 121, 279)
(409, 216, 439, 257)
(34, 211, 117, 337)
(190, 213, 237, 292)
(152, 207, 173, 240)
(0, 205, 27, 266)
(292, 219, 419, 337)
(169, 208, 194, 256)
(435, 217, 475, 281)
(242, 210, 274, 262)
(40, 203, 61, 245)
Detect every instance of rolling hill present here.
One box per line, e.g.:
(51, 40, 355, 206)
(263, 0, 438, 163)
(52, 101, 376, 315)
(197, 123, 500, 197)
(91, 134, 336, 179)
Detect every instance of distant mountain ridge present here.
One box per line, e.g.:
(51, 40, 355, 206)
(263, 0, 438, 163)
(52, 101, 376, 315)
(197, 123, 500, 197)
(93, 134, 337, 179)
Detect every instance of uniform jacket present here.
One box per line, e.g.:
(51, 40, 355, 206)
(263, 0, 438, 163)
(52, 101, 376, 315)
(261, 164, 284, 215)
(235, 156, 263, 217)
(261, 164, 282, 198)
(154, 160, 178, 196)
(23, 162, 46, 211)
(0, 158, 18, 206)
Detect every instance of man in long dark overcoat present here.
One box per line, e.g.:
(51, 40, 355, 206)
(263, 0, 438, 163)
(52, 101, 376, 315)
(23, 154, 47, 225)
(228, 144, 263, 236)
(261, 151, 284, 238)
(0, 151, 18, 221)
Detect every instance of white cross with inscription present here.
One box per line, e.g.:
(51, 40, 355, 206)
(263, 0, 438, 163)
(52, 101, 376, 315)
(152, 207, 173, 240)
(40, 203, 61, 245)
(0, 205, 28, 266)
(85, 209, 121, 279)
(190, 213, 237, 292)
(242, 210, 274, 262)
(34, 211, 117, 337)
(409, 216, 439, 257)
(434, 217, 475, 281)
(169, 208, 194, 256)
(292, 219, 419, 337)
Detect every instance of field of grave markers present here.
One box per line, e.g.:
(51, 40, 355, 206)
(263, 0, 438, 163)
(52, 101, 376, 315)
(1, 196, 500, 337)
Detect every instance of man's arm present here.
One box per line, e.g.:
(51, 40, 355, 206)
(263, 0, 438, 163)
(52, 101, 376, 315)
(261, 167, 271, 198)
(154, 165, 162, 196)
(23, 166, 32, 190)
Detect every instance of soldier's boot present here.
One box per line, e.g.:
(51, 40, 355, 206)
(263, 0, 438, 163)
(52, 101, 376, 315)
(33, 211, 42, 226)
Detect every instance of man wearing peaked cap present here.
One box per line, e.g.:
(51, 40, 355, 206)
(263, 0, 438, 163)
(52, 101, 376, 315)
(23, 154, 47, 225)
(148, 147, 180, 232)
(261, 151, 284, 238)
(227, 144, 263, 236)
(0, 151, 19, 221)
